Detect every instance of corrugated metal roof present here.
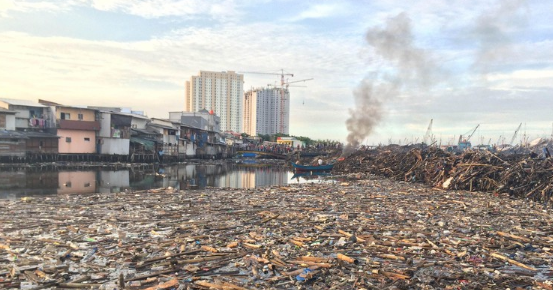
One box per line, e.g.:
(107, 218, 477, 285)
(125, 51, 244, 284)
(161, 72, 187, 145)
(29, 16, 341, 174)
(20, 131, 60, 138)
(0, 130, 59, 139)
(130, 137, 156, 150)
(98, 110, 150, 120)
(0, 130, 28, 139)
(0, 98, 47, 108)
(0, 108, 16, 114)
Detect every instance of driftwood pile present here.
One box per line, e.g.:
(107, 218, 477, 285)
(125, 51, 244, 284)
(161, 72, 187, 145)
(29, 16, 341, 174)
(334, 146, 553, 204)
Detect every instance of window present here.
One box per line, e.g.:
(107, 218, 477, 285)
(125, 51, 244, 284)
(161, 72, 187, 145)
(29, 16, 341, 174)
(78, 113, 83, 120)
(61, 113, 70, 120)
(65, 182, 72, 188)
(66, 137, 71, 143)
(84, 138, 90, 142)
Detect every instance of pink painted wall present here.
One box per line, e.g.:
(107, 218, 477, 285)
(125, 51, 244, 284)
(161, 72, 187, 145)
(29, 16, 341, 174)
(58, 129, 96, 153)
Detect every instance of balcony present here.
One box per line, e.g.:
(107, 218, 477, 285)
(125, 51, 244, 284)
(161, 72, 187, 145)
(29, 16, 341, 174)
(57, 119, 101, 131)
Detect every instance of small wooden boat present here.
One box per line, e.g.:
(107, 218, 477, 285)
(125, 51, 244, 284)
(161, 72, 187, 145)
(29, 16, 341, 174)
(291, 162, 334, 172)
(291, 171, 332, 180)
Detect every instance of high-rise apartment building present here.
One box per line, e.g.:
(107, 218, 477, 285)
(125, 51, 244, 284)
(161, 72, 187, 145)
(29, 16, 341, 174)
(185, 71, 244, 133)
(243, 87, 290, 136)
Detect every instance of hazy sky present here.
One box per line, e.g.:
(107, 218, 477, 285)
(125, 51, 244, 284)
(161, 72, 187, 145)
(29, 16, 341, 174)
(1, 0, 552, 145)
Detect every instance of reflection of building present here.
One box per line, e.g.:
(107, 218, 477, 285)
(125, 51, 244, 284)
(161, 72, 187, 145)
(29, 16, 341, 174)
(98, 171, 129, 193)
(185, 71, 244, 133)
(215, 166, 288, 189)
(244, 87, 290, 136)
(58, 171, 96, 194)
(0, 171, 58, 199)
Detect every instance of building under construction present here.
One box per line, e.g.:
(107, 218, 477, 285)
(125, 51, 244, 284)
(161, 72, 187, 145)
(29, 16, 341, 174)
(243, 87, 290, 136)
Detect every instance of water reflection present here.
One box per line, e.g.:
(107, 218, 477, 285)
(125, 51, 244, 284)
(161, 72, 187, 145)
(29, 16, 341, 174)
(0, 163, 325, 199)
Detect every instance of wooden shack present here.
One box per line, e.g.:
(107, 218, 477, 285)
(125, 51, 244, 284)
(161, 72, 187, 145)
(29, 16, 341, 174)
(0, 131, 26, 162)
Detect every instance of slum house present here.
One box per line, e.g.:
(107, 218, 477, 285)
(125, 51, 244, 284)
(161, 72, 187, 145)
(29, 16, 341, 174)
(0, 99, 59, 161)
(178, 124, 202, 158)
(95, 110, 132, 161)
(0, 98, 52, 131)
(149, 118, 180, 162)
(131, 127, 162, 163)
(169, 110, 230, 158)
(39, 100, 100, 161)
(0, 107, 16, 130)
(24, 131, 59, 162)
(0, 131, 26, 162)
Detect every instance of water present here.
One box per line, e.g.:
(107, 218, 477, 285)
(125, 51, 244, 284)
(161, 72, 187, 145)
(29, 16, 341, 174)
(0, 162, 333, 199)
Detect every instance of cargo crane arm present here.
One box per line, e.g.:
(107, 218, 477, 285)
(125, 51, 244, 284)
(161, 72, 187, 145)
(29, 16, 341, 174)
(423, 119, 433, 144)
(510, 123, 522, 145)
(465, 124, 479, 142)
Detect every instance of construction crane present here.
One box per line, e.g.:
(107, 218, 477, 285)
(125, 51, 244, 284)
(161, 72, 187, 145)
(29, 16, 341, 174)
(423, 119, 433, 145)
(458, 124, 479, 150)
(278, 78, 313, 132)
(283, 78, 313, 89)
(239, 70, 297, 133)
(238, 69, 293, 87)
(510, 123, 522, 146)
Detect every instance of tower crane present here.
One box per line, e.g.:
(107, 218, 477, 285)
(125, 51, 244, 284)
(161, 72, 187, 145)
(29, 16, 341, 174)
(283, 78, 313, 89)
(423, 119, 433, 145)
(510, 123, 522, 146)
(238, 69, 293, 87)
(277, 78, 313, 132)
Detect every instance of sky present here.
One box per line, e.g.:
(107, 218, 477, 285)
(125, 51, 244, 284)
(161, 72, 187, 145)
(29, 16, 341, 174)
(1, 0, 552, 146)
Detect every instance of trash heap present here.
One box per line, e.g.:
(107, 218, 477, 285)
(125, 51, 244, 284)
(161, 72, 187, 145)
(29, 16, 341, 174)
(2, 177, 553, 289)
(334, 146, 553, 204)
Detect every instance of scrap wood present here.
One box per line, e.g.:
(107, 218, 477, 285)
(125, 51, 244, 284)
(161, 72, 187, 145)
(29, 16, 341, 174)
(299, 256, 331, 263)
(194, 280, 249, 290)
(287, 260, 332, 268)
(338, 230, 366, 242)
(143, 277, 179, 290)
(336, 253, 358, 264)
(495, 231, 532, 243)
(56, 282, 105, 288)
(490, 252, 537, 271)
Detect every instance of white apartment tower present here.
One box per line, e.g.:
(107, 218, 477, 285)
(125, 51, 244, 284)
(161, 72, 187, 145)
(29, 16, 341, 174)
(185, 71, 244, 133)
(243, 87, 290, 136)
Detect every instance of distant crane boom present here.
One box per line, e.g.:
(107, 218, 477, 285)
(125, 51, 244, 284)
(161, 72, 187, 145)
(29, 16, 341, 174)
(423, 119, 433, 144)
(466, 124, 479, 142)
(510, 123, 522, 145)
(238, 69, 293, 86)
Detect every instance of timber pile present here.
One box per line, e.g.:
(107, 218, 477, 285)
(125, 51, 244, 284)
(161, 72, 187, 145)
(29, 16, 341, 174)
(2, 177, 553, 289)
(334, 146, 553, 204)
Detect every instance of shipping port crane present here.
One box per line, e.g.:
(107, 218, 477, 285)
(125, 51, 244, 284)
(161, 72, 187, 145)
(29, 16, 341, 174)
(510, 123, 522, 146)
(458, 124, 479, 150)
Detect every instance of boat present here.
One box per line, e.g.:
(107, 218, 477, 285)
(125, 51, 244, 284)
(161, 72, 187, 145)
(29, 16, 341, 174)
(291, 171, 332, 181)
(291, 162, 334, 172)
